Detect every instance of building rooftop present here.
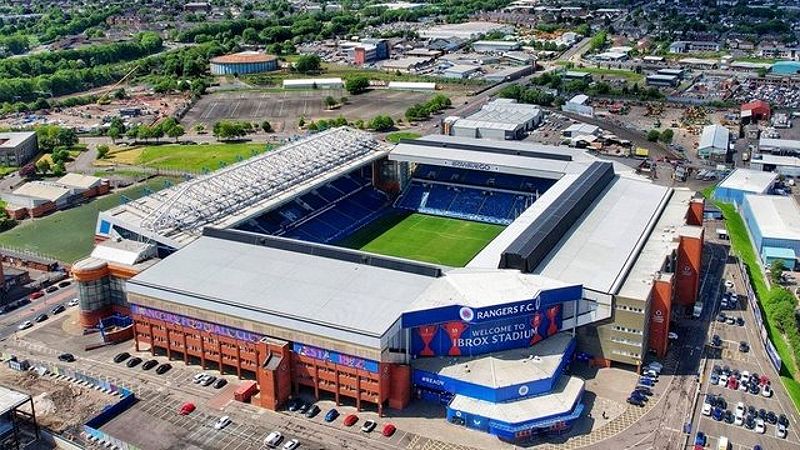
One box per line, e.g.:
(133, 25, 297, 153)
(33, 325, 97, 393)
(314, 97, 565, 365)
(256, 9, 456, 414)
(448, 375, 584, 425)
(717, 168, 777, 194)
(752, 154, 800, 167)
(744, 194, 800, 241)
(412, 332, 573, 387)
(0, 132, 34, 150)
(11, 181, 73, 202)
(210, 51, 277, 64)
(699, 124, 730, 151)
(420, 21, 509, 40)
(89, 239, 157, 267)
(759, 137, 800, 150)
(57, 173, 102, 190)
(0, 386, 30, 416)
(452, 99, 542, 131)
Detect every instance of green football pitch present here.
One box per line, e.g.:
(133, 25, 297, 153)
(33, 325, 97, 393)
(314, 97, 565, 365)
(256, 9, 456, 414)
(337, 212, 505, 267)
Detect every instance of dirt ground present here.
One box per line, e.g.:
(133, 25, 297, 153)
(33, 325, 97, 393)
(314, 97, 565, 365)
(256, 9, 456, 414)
(0, 368, 113, 438)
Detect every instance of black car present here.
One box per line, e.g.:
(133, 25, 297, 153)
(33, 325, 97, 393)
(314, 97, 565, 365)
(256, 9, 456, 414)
(748, 406, 757, 416)
(50, 304, 65, 315)
(717, 397, 727, 410)
(44, 286, 58, 293)
(630, 391, 648, 402)
(736, 317, 745, 326)
(34, 314, 48, 323)
(126, 357, 142, 368)
(711, 335, 722, 347)
(634, 386, 653, 396)
(299, 401, 310, 414)
(724, 411, 734, 424)
(113, 352, 130, 363)
(749, 384, 760, 395)
(155, 363, 172, 375)
(142, 359, 158, 370)
(745, 418, 756, 430)
(305, 404, 321, 418)
(712, 365, 721, 375)
(627, 396, 645, 407)
(721, 365, 731, 376)
(57, 280, 71, 288)
(779, 414, 789, 426)
(213, 378, 227, 389)
(759, 408, 767, 420)
(287, 398, 301, 412)
(767, 411, 778, 424)
(739, 341, 750, 353)
(58, 353, 75, 362)
(716, 313, 727, 322)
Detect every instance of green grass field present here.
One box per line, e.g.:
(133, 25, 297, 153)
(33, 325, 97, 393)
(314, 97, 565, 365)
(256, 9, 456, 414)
(138, 143, 269, 171)
(386, 131, 421, 144)
(338, 212, 504, 267)
(0, 176, 180, 263)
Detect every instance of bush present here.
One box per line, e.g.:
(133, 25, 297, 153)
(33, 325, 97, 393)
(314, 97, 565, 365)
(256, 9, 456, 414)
(647, 129, 661, 142)
(345, 76, 370, 95)
(368, 115, 394, 132)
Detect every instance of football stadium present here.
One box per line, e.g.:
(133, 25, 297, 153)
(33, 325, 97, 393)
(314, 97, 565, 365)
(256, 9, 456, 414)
(74, 127, 705, 444)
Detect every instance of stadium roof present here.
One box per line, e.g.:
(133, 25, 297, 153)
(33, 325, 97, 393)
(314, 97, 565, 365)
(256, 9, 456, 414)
(534, 176, 672, 295)
(210, 51, 277, 64)
(717, 168, 777, 194)
(100, 127, 389, 248)
(744, 194, 800, 241)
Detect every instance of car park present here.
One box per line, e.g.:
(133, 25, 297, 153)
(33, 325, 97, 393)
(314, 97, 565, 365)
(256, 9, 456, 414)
(213, 416, 231, 430)
(343, 414, 359, 426)
(324, 409, 339, 422)
(213, 378, 227, 389)
(142, 359, 158, 370)
(361, 420, 377, 433)
(126, 357, 142, 368)
(58, 353, 75, 362)
(17, 321, 32, 330)
(155, 363, 172, 374)
(113, 352, 130, 363)
(50, 304, 65, 315)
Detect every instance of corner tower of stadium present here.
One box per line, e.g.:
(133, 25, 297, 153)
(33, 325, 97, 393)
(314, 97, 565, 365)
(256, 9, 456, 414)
(75, 127, 704, 444)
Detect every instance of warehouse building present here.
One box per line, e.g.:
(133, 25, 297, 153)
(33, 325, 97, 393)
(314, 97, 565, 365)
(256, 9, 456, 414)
(713, 168, 778, 207)
(758, 137, 800, 156)
(561, 95, 593, 118)
(442, 64, 482, 79)
(3, 174, 109, 219)
(0, 132, 37, 167)
(749, 154, 800, 178)
(741, 194, 800, 270)
(697, 124, 730, 160)
(646, 74, 679, 87)
(419, 22, 511, 40)
(443, 99, 542, 140)
(381, 57, 434, 73)
(210, 52, 278, 76)
(472, 40, 521, 53)
(741, 100, 771, 124)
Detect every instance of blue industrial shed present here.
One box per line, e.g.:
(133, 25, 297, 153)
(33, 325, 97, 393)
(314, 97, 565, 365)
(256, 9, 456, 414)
(741, 194, 800, 270)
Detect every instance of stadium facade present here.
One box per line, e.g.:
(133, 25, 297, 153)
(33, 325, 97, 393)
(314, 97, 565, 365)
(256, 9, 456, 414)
(76, 128, 704, 444)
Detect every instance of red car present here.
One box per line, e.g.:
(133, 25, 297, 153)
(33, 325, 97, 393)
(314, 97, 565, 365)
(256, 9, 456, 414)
(382, 423, 396, 437)
(178, 402, 195, 415)
(29, 291, 44, 300)
(759, 375, 770, 386)
(343, 414, 358, 427)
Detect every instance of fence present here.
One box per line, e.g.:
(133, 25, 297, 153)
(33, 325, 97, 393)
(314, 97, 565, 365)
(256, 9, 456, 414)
(736, 259, 783, 372)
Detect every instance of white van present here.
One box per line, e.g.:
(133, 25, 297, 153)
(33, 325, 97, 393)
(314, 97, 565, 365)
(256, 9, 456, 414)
(717, 435, 729, 450)
(265, 431, 284, 448)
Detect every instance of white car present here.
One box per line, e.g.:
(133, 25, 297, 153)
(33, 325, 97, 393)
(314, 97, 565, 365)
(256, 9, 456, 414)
(668, 332, 678, 340)
(647, 362, 664, 372)
(193, 372, 208, 384)
(725, 279, 734, 289)
(17, 321, 32, 331)
(213, 416, 231, 430)
(741, 371, 750, 384)
(777, 423, 787, 438)
(361, 420, 377, 433)
(762, 384, 773, 397)
(264, 431, 283, 448)
(67, 298, 79, 307)
(282, 439, 300, 450)
(719, 374, 728, 386)
(702, 403, 712, 416)
(642, 369, 658, 378)
(755, 418, 765, 434)
(734, 414, 744, 426)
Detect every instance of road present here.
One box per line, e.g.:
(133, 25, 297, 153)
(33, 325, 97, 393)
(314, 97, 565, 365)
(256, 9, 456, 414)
(0, 286, 77, 340)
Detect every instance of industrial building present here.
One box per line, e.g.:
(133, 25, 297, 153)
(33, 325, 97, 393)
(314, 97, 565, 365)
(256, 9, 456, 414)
(419, 22, 511, 40)
(442, 65, 482, 79)
(340, 39, 390, 64)
(282, 78, 343, 89)
(750, 154, 800, 178)
(3, 174, 109, 219)
(443, 99, 542, 140)
(381, 57, 434, 73)
(0, 386, 38, 450)
(741, 100, 771, 123)
(758, 137, 800, 155)
(472, 40, 521, 53)
(561, 94, 593, 117)
(697, 124, 730, 160)
(646, 74, 679, 87)
(668, 41, 721, 53)
(209, 52, 278, 75)
(81, 130, 703, 444)
(0, 132, 37, 167)
(713, 168, 778, 207)
(741, 194, 800, 270)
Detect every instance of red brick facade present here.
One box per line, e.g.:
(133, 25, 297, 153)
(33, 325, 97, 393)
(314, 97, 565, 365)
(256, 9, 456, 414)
(132, 314, 411, 415)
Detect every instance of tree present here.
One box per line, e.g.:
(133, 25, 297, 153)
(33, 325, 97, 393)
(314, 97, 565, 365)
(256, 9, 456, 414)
(770, 260, 786, 284)
(324, 96, 338, 109)
(96, 144, 110, 159)
(298, 116, 306, 128)
(107, 126, 121, 143)
(167, 124, 185, 142)
(212, 120, 249, 141)
(52, 162, 66, 177)
(647, 129, 661, 142)
(294, 54, 321, 74)
(659, 128, 674, 144)
(18, 163, 36, 179)
(368, 115, 394, 132)
(36, 159, 51, 174)
(51, 147, 70, 165)
(261, 121, 273, 133)
(345, 76, 370, 95)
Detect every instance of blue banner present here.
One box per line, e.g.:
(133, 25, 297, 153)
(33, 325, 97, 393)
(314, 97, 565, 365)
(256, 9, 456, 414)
(131, 304, 263, 342)
(293, 343, 379, 373)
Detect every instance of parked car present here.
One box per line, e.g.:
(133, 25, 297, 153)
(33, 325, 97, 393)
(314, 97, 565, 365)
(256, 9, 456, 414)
(716, 313, 727, 322)
(762, 385, 773, 397)
(777, 423, 788, 439)
(736, 317, 745, 326)
(58, 353, 75, 362)
(29, 291, 44, 300)
(213, 378, 227, 389)
(755, 418, 766, 434)
(214, 416, 231, 430)
(628, 396, 645, 407)
(767, 411, 777, 425)
(57, 280, 71, 288)
(179, 402, 195, 415)
(193, 372, 208, 384)
(739, 341, 750, 353)
(50, 304, 65, 315)
(155, 363, 172, 374)
(725, 279, 734, 289)
(713, 407, 723, 421)
(17, 321, 32, 330)
(201, 375, 217, 387)
(67, 298, 79, 307)
(668, 332, 678, 340)
(382, 423, 396, 437)
(287, 398, 301, 412)
(694, 432, 706, 446)
(702, 403, 712, 416)
(726, 316, 736, 325)
(282, 439, 300, 450)
(113, 352, 130, 363)
(45, 286, 58, 293)
(305, 404, 320, 418)
(343, 414, 359, 426)
(324, 409, 339, 422)
(264, 431, 283, 448)
(361, 420, 377, 433)
(126, 357, 142, 368)
(142, 359, 158, 370)
(298, 401, 309, 414)
(34, 314, 48, 323)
